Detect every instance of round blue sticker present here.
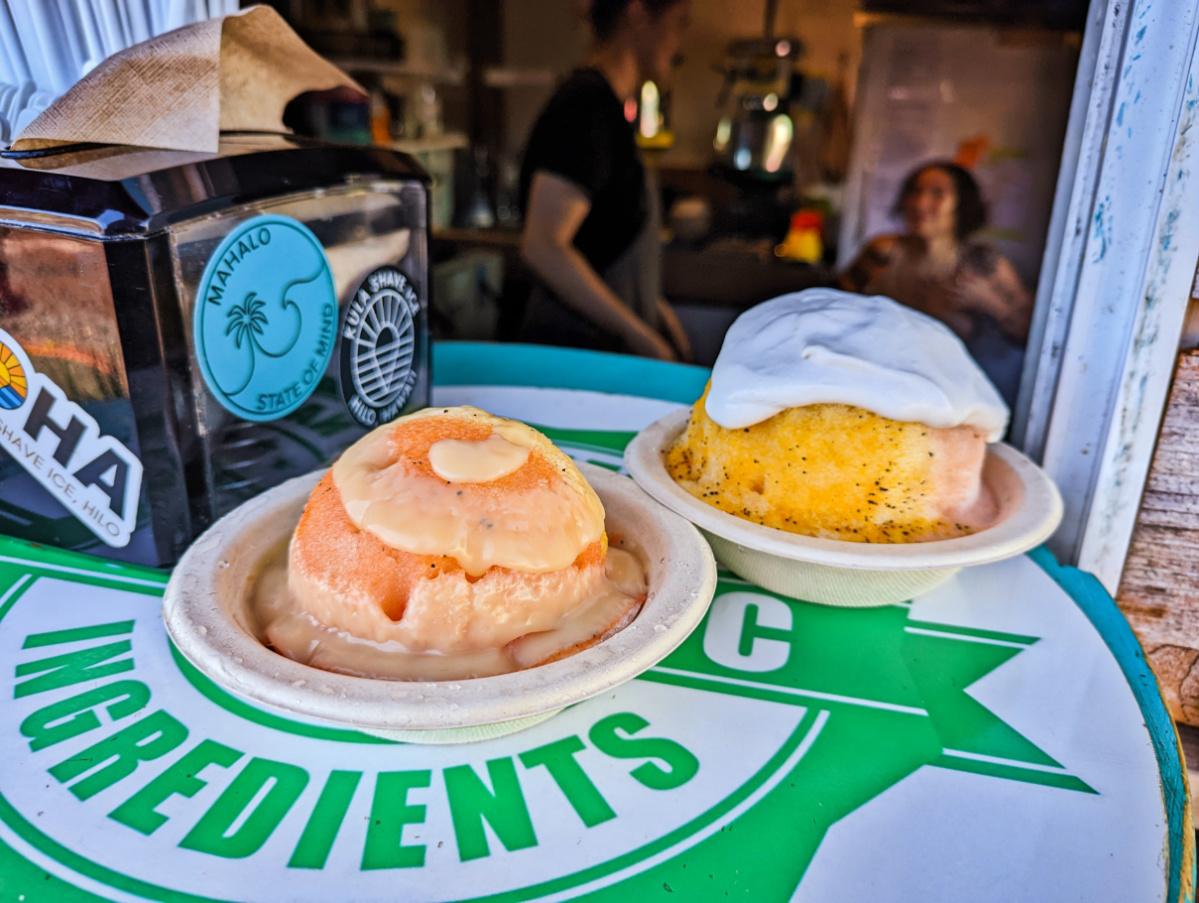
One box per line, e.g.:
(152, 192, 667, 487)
(193, 215, 338, 421)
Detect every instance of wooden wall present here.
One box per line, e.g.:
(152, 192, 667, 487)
(1118, 350, 1199, 725)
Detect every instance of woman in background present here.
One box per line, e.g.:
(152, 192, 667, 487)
(841, 161, 1032, 403)
(519, 0, 692, 360)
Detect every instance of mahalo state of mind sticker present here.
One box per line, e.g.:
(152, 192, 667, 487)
(193, 215, 338, 422)
(340, 266, 421, 428)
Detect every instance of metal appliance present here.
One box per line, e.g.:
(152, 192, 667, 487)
(712, 0, 804, 184)
(0, 134, 431, 567)
(712, 35, 803, 183)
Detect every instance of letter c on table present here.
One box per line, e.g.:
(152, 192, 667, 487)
(702, 591, 792, 673)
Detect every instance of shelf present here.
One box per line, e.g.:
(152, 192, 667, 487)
(481, 67, 557, 89)
(327, 56, 468, 85)
(389, 132, 470, 154)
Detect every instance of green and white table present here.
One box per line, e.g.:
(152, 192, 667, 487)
(0, 344, 1193, 902)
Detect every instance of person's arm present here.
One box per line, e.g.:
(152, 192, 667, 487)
(657, 298, 693, 362)
(955, 252, 1034, 343)
(839, 236, 896, 293)
(520, 171, 675, 360)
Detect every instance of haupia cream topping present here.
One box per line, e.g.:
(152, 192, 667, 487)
(705, 289, 1010, 441)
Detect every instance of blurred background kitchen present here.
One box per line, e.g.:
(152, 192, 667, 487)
(257, 0, 1083, 373)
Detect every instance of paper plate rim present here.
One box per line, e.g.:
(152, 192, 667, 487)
(624, 409, 1063, 572)
(162, 462, 717, 732)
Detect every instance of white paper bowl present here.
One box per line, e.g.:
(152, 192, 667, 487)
(163, 462, 717, 744)
(624, 410, 1063, 607)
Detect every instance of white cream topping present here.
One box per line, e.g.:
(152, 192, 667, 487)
(705, 289, 1009, 441)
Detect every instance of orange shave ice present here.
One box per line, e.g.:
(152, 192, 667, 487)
(252, 407, 646, 680)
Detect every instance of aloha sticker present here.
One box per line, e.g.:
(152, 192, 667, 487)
(0, 329, 143, 547)
(0, 340, 28, 410)
(193, 215, 338, 422)
(340, 266, 421, 427)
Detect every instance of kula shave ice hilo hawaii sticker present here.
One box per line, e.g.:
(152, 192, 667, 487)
(340, 265, 421, 428)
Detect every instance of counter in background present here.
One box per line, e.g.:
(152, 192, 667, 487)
(431, 227, 833, 365)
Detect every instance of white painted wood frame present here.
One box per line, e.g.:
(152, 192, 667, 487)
(1013, 0, 1199, 593)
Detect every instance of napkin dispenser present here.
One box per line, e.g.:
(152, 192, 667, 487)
(0, 134, 431, 567)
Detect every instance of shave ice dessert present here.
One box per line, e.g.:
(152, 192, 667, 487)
(666, 289, 1009, 543)
(252, 406, 647, 680)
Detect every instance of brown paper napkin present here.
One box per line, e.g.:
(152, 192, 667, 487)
(11, 5, 361, 154)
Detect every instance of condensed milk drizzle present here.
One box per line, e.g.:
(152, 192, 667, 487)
(332, 410, 605, 576)
(428, 433, 531, 482)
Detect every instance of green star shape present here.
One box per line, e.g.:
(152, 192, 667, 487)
(542, 426, 1093, 901)
(598, 579, 1093, 900)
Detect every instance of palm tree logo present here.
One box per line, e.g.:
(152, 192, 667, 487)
(222, 292, 269, 396)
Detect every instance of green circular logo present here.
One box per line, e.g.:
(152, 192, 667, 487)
(193, 215, 338, 422)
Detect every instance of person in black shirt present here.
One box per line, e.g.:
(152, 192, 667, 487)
(519, 0, 691, 360)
